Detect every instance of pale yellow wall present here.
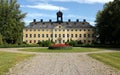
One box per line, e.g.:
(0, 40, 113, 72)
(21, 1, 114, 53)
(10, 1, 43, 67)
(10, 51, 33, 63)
(23, 25, 95, 44)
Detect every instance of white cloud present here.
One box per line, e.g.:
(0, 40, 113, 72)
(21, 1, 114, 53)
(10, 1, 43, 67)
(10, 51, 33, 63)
(52, 0, 113, 4)
(27, 0, 113, 4)
(21, 3, 68, 11)
(27, 13, 55, 18)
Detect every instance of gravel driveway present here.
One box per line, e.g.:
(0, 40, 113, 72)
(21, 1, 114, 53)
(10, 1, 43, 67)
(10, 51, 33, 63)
(0, 48, 120, 75)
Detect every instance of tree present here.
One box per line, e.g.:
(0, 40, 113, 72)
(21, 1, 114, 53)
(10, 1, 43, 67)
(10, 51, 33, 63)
(0, 0, 26, 44)
(95, 0, 120, 45)
(0, 33, 3, 45)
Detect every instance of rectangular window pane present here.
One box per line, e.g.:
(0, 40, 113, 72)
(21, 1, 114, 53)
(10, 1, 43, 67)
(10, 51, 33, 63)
(46, 34, 48, 38)
(84, 34, 86, 38)
(67, 34, 69, 37)
(42, 34, 44, 37)
(75, 34, 77, 37)
(38, 34, 40, 38)
(30, 34, 32, 38)
(79, 34, 82, 37)
(88, 34, 90, 38)
(63, 34, 65, 37)
(55, 34, 57, 38)
(34, 34, 36, 38)
(71, 34, 73, 37)
(26, 34, 28, 38)
(51, 34, 53, 38)
(59, 34, 61, 37)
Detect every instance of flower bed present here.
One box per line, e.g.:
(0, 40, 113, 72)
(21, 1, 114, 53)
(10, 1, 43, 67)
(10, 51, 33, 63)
(48, 44, 72, 50)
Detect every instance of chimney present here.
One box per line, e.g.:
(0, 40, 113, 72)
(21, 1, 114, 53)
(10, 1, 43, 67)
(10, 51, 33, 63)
(40, 19, 43, 22)
(49, 19, 52, 22)
(76, 19, 79, 22)
(83, 19, 86, 22)
(33, 19, 36, 22)
(68, 19, 71, 22)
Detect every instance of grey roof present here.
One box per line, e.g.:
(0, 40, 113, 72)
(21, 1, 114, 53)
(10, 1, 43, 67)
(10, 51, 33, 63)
(25, 21, 94, 29)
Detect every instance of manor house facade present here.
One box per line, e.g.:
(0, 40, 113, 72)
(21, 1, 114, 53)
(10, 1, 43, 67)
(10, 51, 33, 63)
(23, 11, 95, 44)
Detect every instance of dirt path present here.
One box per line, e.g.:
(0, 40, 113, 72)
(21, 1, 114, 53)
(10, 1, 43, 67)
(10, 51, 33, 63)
(0, 48, 120, 75)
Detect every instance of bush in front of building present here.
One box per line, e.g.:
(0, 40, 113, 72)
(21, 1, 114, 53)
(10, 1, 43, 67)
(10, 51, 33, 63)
(37, 40, 53, 47)
(48, 44, 72, 50)
(66, 40, 83, 47)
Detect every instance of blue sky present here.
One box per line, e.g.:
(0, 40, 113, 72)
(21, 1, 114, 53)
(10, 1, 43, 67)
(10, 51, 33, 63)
(17, 0, 113, 26)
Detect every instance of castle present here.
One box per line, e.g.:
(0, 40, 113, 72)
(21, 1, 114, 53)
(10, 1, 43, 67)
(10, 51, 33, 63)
(23, 11, 95, 44)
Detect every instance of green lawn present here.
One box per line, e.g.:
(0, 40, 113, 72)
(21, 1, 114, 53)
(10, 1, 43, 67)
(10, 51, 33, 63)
(0, 52, 34, 75)
(88, 52, 120, 70)
(20, 47, 102, 52)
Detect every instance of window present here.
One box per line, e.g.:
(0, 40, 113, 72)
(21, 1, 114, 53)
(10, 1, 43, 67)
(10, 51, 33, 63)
(88, 29, 90, 31)
(30, 34, 32, 38)
(63, 34, 65, 37)
(46, 34, 48, 38)
(55, 34, 57, 38)
(84, 40, 86, 43)
(84, 34, 86, 38)
(63, 29, 65, 31)
(26, 34, 28, 38)
(38, 34, 40, 38)
(30, 40, 32, 43)
(88, 40, 91, 43)
(67, 34, 69, 37)
(71, 29, 73, 31)
(63, 40, 65, 43)
(55, 40, 57, 43)
(34, 40, 36, 43)
(79, 29, 81, 31)
(75, 29, 77, 31)
(34, 29, 36, 31)
(34, 34, 36, 38)
(84, 29, 86, 31)
(51, 34, 53, 38)
(79, 34, 82, 37)
(42, 29, 44, 31)
(30, 29, 32, 31)
(71, 34, 73, 38)
(75, 34, 77, 37)
(59, 34, 61, 37)
(42, 34, 44, 38)
(26, 29, 28, 31)
(55, 29, 57, 31)
(67, 29, 69, 31)
(88, 34, 90, 38)
(38, 29, 40, 31)
(92, 34, 94, 38)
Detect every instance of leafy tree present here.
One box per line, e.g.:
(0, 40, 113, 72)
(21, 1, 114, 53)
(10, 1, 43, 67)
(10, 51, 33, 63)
(96, 0, 120, 44)
(0, 33, 3, 45)
(0, 0, 26, 44)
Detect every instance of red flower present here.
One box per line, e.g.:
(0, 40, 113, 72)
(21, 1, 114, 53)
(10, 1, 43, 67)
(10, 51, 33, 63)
(52, 44, 70, 47)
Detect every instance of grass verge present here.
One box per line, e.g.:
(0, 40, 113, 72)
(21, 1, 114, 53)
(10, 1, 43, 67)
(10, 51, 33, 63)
(20, 47, 101, 53)
(0, 52, 34, 75)
(88, 52, 120, 70)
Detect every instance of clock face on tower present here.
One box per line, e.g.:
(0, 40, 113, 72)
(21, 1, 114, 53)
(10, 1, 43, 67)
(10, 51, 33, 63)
(57, 11, 63, 22)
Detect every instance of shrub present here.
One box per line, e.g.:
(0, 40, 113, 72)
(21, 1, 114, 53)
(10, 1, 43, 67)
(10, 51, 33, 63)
(37, 40, 52, 47)
(48, 44, 72, 50)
